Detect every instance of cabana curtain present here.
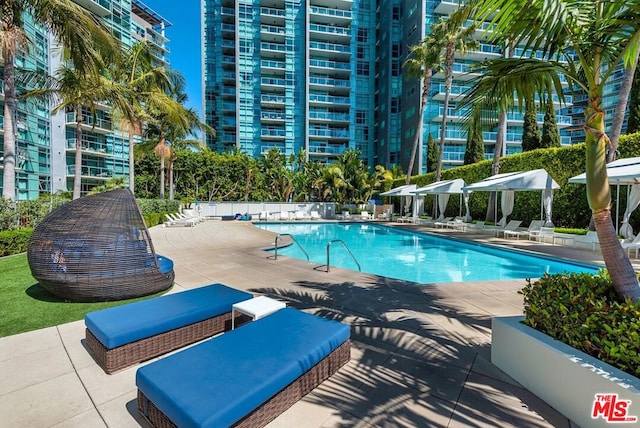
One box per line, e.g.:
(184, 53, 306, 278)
(499, 191, 514, 227)
(621, 184, 640, 239)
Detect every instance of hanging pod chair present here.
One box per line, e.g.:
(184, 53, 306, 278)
(27, 189, 174, 302)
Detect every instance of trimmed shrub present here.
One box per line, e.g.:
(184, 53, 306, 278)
(0, 229, 33, 256)
(136, 198, 180, 216)
(520, 272, 640, 377)
(389, 133, 640, 229)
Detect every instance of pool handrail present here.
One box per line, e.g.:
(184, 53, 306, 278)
(274, 234, 310, 261)
(326, 239, 361, 272)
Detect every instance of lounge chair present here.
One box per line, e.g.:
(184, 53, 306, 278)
(621, 234, 640, 257)
(503, 220, 542, 240)
(136, 308, 350, 428)
(573, 231, 599, 251)
(530, 226, 556, 244)
(494, 220, 522, 238)
(360, 211, 372, 220)
(310, 210, 322, 220)
(464, 220, 485, 232)
(84, 283, 252, 374)
(433, 217, 454, 228)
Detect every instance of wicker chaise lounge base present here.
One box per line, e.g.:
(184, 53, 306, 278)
(84, 284, 252, 374)
(136, 308, 351, 428)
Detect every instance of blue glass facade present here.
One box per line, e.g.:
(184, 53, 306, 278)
(204, 0, 377, 165)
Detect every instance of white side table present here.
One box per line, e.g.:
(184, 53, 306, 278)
(231, 296, 287, 329)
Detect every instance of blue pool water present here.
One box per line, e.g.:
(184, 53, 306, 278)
(255, 223, 599, 283)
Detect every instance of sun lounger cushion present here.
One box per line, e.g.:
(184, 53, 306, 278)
(136, 308, 350, 428)
(85, 284, 252, 349)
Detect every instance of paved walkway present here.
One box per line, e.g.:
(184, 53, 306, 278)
(2, 220, 621, 427)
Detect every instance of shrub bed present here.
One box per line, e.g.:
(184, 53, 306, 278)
(520, 271, 640, 377)
(0, 229, 33, 256)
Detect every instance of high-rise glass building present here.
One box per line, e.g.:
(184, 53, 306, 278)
(0, 0, 171, 200)
(203, 0, 377, 164)
(204, 0, 584, 173)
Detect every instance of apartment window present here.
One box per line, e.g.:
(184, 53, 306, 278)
(357, 28, 368, 43)
(391, 60, 401, 76)
(356, 110, 366, 124)
(392, 5, 401, 20)
(391, 97, 400, 113)
(356, 61, 369, 76)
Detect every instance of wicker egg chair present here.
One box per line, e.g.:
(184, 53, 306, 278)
(27, 189, 174, 302)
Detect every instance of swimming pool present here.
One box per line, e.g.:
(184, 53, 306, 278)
(255, 223, 600, 283)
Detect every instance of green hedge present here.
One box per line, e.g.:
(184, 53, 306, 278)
(136, 198, 180, 216)
(386, 133, 640, 229)
(521, 272, 640, 377)
(0, 229, 33, 256)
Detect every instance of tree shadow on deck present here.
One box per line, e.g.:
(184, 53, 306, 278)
(251, 275, 568, 427)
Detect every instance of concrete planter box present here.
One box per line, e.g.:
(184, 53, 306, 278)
(492, 316, 640, 427)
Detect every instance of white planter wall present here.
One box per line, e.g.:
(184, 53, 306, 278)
(492, 316, 640, 427)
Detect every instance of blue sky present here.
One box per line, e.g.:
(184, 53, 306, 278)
(145, 1, 202, 117)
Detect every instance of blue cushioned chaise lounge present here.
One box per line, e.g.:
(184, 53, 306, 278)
(136, 308, 351, 428)
(85, 283, 252, 373)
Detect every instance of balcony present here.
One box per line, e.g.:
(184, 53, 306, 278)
(71, 0, 111, 17)
(308, 93, 350, 106)
(260, 110, 286, 122)
(433, 0, 463, 15)
(65, 112, 113, 134)
(309, 41, 351, 61)
(462, 43, 503, 61)
(309, 6, 352, 25)
(66, 139, 112, 157)
(261, 127, 286, 139)
(261, 94, 286, 105)
(309, 110, 350, 123)
(308, 128, 349, 139)
(66, 165, 113, 180)
(309, 76, 351, 91)
(309, 24, 350, 43)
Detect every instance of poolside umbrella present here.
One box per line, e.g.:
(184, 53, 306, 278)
(413, 178, 471, 220)
(569, 157, 640, 236)
(463, 169, 560, 226)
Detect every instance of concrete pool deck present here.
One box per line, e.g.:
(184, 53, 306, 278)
(0, 220, 631, 427)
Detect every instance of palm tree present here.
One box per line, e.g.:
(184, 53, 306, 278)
(1, 0, 118, 200)
(25, 64, 132, 199)
(431, 6, 478, 183)
(403, 36, 441, 184)
(467, 0, 640, 300)
(110, 42, 175, 195)
(165, 107, 210, 200)
(140, 74, 213, 200)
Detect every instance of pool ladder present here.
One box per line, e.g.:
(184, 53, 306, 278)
(326, 239, 361, 272)
(271, 236, 361, 273)
(273, 234, 310, 261)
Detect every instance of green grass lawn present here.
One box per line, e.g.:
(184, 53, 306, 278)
(0, 253, 169, 337)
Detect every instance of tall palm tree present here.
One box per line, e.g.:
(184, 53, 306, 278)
(165, 107, 211, 200)
(1, 0, 118, 200)
(467, 0, 640, 300)
(25, 64, 132, 199)
(140, 72, 213, 200)
(110, 41, 175, 195)
(403, 36, 441, 184)
(431, 6, 478, 183)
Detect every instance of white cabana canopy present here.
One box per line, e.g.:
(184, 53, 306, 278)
(463, 169, 560, 226)
(568, 157, 640, 185)
(568, 157, 640, 237)
(380, 184, 418, 196)
(380, 184, 419, 216)
(463, 169, 560, 192)
(413, 178, 471, 220)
